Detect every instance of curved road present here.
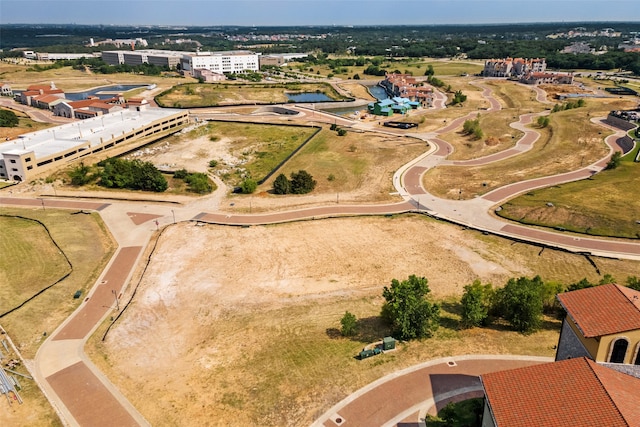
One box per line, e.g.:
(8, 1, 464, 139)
(1, 81, 638, 426)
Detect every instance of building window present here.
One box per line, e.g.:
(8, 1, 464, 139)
(609, 338, 629, 363)
(10, 159, 16, 163)
(635, 344, 640, 365)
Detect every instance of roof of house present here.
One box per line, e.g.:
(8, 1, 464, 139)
(557, 284, 640, 337)
(482, 357, 640, 427)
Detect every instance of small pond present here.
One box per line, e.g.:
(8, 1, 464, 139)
(285, 92, 333, 102)
(66, 84, 148, 101)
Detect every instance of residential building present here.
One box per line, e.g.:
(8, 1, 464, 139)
(520, 72, 574, 85)
(1, 83, 14, 97)
(0, 108, 189, 181)
(481, 357, 640, 427)
(380, 73, 434, 108)
(556, 283, 640, 368)
(483, 58, 547, 78)
(16, 83, 65, 107)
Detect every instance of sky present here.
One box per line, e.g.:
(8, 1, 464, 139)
(1, 0, 640, 27)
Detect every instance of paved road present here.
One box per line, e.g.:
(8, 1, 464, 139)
(2, 81, 638, 426)
(311, 355, 553, 427)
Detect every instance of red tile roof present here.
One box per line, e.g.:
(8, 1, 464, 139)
(481, 357, 640, 427)
(557, 284, 640, 337)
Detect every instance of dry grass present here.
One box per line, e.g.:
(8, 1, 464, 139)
(85, 215, 640, 427)
(156, 82, 346, 108)
(0, 108, 55, 141)
(0, 216, 70, 312)
(0, 208, 116, 357)
(0, 63, 190, 92)
(257, 128, 428, 205)
(423, 97, 637, 199)
(0, 207, 116, 427)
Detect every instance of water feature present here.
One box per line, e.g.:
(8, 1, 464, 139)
(285, 92, 333, 102)
(368, 84, 390, 101)
(66, 84, 147, 100)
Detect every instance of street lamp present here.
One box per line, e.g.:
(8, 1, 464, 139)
(112, 290, 120, 311)
(39, 198, 45, 210)
(171, 209, 176, 224)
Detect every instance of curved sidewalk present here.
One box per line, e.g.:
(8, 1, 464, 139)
(311, 355, 552, 427)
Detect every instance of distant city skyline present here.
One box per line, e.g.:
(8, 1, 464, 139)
(2, 0, 640, 27)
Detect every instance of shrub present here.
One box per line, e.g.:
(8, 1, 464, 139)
(340, 311, 357, 337)
(174, 168, 188, 179)
(184, 172, 213, 194)
(0, 109, 19, 127)
(337, 128, 347, 136)
(240, 178, 258, 194)
(273, 173, 291, 195)
(290, 170, 316, 194)
(208, 159, 218, 167)
(99, 158, 167, 192)
(68, 162, 93, 186)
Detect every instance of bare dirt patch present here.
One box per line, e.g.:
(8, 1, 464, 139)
(89, 215, 640, 426)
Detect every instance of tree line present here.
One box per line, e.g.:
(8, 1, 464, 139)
(340, 273, 640, 341)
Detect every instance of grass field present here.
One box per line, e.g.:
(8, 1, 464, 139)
(423, 97, 637, 199)
(0, 208, 116, 357)
(202, 121, 320, 183)
(259, 127, 427, 201)
(292, 58, 484, 80)
(155, 81, 348, 108)
(496, 148, 640, 238)
(0, 216, 71, 314)
(0, 108, 55, 141)
(0, 207, 116, 427)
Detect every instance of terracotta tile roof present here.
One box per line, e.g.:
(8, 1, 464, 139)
(557, 284, 640, 337)
(481, 357, 640, 427)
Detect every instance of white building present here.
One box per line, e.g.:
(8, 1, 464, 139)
(180, 51, 260, 75)
(0, 108, 189, 181)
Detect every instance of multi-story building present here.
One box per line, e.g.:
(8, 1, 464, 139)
(483, 58, 547, 78)
(101, 49, 185, 69)
(101, 49, 260, 75)
(0, 108, 188, 181)
(180, 51, 259, 75)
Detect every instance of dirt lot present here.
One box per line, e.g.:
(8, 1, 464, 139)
(88, 214, 640, 426)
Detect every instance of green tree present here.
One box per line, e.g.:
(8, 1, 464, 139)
(598, 273, 616, 285)
(605, 152, 622, 170)
(537, 116, 550, 128)
(290, 170, 316, 194)
(472, 126, 484, 140)
(626, 276, 640, 291)
(340, 311, 358, 337)
(460, 280, 494, 328)
(68, 162, 93, 186)
(185, 172, 213, 194)
(0, 109, 19, 127)
(566, 277, 595, 292)
(272, 173, 291, 195)
(240, 178, 257, 194)
(381, 275, 440, 340)
(424, 64, 435, 77)
(451, 90, 467, 105)
(495, 276, 544, 333)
